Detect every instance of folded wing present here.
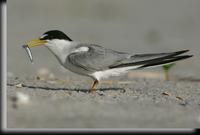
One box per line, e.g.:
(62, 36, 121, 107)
(67, 44, 192, 72)
(67, 44, 128, 72)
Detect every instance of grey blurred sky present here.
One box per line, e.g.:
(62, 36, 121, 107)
(7, 0, 200, 78)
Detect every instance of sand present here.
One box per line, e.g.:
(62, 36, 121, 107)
(7, 74, 200, 128)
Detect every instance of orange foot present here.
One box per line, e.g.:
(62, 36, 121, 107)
(90, 79, 99, 93)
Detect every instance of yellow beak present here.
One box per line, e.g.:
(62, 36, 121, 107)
(27, 39, 47, 48)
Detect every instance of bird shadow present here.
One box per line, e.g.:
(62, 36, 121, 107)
(7, 83, 126, 93)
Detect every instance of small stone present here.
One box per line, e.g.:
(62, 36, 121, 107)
(15, 83, 23, 88)
(179, 102, 187, 107)
(37, 67, 50, 79)
(98, 93, 104, 96)
(162, 92, 171, 96)
(15, 92, 30, 105)
(120, 89, 126, 93)
(176, 96, 184, 101)
(11, 92, 30, 108)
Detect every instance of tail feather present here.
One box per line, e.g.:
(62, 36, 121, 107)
(109, 50, 192, 69)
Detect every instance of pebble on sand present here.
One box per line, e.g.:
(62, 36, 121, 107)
(12, 92, 30, 108)
(15, 83, 23, 88)
(36, 67, 50, 80)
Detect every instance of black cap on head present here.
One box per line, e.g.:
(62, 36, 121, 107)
(40, 30, 72, 41)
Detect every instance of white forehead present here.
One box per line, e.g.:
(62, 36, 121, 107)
(40, 34, 48, 39)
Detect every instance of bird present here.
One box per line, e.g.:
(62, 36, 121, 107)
(25, 30, 193, 93)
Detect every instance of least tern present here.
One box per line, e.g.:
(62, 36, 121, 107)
(24, 30, 193, 92)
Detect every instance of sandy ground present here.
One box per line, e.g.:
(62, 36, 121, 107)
(7, 72, 200, 128)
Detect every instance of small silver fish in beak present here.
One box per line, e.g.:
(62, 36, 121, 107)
(22, 37, 47, 63)
(22, 44, 33, 63)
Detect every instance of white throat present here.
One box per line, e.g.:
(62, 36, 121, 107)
(45, 39, 73, 64)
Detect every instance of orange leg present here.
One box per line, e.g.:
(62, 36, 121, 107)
(90, 79, 99, 93)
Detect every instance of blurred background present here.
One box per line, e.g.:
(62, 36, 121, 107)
(7, 0, 200, 79)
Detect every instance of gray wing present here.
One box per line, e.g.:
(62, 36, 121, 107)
(67, 43, 191, 72)
(67, 44, 129, 72)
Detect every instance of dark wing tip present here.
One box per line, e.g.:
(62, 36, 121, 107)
(178, 55, 193, 59)
(139, 55, 193, 68)
(172, 49, 190, 56)
(184, 54, 193, 58)
(179, 49, 189, 53)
